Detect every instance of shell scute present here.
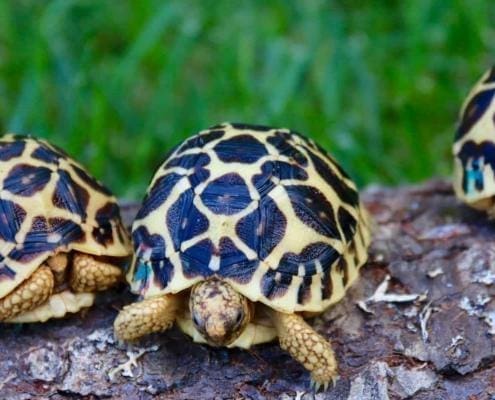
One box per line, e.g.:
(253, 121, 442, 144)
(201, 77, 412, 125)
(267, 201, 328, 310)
(236, 195, 287, 259)
(0, 199, 27, 242)
(200, 173, 251, 215)
(164, 152, 210, 170)
(306, 149, 359, 207)
(337, 207, 358, 243)
(177, 129, 225, 155)
(267, 132, 309, 166)
(167, 188, 209, 249)
(137, 173, 184, 220)
(70, 163, 112, 196)
(180, 239, 215, 279)
(214, 134, 268, 163)
(285, 184, 339, 239)
(261, 268, 292, 300)
(4, 164, 52, 197)
(8, 217, 84, 263)
(52, 169, 90, 218)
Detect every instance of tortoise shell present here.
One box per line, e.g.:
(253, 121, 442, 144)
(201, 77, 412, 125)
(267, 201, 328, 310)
(0, 134, 130, 299)
(128, 123, 370, 313)
(453, 66, 495, 209)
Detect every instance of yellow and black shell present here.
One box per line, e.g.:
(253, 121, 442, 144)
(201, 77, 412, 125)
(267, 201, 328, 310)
(128, 123, 370, 313)
(453, 66, 495, 211)
(0, 134, 130, 300)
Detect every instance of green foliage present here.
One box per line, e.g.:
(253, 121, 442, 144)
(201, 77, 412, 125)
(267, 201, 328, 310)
(0, 0, 493, 198)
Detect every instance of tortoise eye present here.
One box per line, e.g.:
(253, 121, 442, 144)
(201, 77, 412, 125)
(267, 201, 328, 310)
(234, 311, 243, 326)
(192, 314, 201, 327)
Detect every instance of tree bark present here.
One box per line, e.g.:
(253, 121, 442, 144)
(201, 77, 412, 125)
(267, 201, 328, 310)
(1, 180, 495, 399)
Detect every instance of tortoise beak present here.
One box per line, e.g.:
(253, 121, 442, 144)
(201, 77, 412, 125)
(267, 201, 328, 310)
(204, 319, 230, 346)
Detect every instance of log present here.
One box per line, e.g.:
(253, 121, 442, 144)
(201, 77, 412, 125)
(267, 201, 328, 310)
(1, 180, 495, 399)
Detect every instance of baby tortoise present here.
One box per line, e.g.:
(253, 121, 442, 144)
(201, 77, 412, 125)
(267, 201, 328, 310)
(0, 135, 131, 323)
(114, 123, 370, 390)
(453, 66, 495, 215)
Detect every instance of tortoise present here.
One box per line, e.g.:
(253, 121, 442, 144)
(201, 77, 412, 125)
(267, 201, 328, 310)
(453, 66, 495, 215)
(0, 134, 131, 323)
(114, 123, 370, 390)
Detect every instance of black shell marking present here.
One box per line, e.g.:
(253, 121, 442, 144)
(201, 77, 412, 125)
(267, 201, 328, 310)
(457, 140, 495, 194)
(261, 268, 293, 300)
(167, 189, 210, 251)
(0, 141, 26, 161)
(31, 145, 62, 164)
(71, 163, 112, 196)
(278, 242, 340, 277)
(200, 173, 252, 215)
(337, 207, 358, 243)
(236, 196, 287, 258)
(165, 153, 211, 170)
(0, 263, 16, 282)
(137, 173, 184, 220)
(177, 130, 225, 155)
(132, 226, 172, 292)
(0, 200, 27, 242)
(52, 170, 90, 219)
(9, 217, 84, 262)
(4, 164, 52, 197)
(285, 185, 339, 238)
(181, 239, 215, 278)
(214, 135, 268, 163)
(133, 226, 167, 262)
(306, 150, 359, 207)
(229, 123, 273, 131)
(267, 133, 308, 166)
(456, 89, 495, 141)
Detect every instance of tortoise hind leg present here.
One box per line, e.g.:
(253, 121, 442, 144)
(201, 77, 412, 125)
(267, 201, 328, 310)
(69, 252, 122, 292)
(270, 311, 338, 392)
(46, 253, 69, 287)
(114, 295, 180, 341)
(0, 266, 54, 321)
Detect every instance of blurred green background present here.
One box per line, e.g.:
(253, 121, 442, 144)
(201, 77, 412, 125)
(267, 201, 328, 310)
(0, 1, 493, 199)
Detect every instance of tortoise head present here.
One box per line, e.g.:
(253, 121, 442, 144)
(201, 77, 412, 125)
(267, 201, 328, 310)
(189, 279, 251, 346)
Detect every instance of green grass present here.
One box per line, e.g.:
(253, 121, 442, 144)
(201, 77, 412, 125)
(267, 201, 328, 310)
(0, 0, 493, 199)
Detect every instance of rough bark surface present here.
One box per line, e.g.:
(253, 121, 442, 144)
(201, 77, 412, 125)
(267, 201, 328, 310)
(2, 180, 495, 400)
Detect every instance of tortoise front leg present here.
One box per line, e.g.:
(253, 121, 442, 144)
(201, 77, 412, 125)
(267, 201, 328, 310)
(270, 311, 338, 391)
(69, 252, 122, 292)
(0, 266, 54, 321)
(114, 295, 180, 341)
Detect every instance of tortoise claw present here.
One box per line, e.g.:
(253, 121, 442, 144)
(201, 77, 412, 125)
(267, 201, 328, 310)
(310, 374, 339, 392)
(310, 378, 321, 392)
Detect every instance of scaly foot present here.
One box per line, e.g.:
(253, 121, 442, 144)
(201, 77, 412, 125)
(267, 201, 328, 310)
(271, 311, 338, 391)
(114, 295, 180, 341)
(0, 266, 54, 321)
(70, 252, 122, 292)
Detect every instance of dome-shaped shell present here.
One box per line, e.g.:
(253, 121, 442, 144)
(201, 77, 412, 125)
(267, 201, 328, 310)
(0, 135, 131, 299)
(453, 66, 495, 209)
(128, 123, 370, 313)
